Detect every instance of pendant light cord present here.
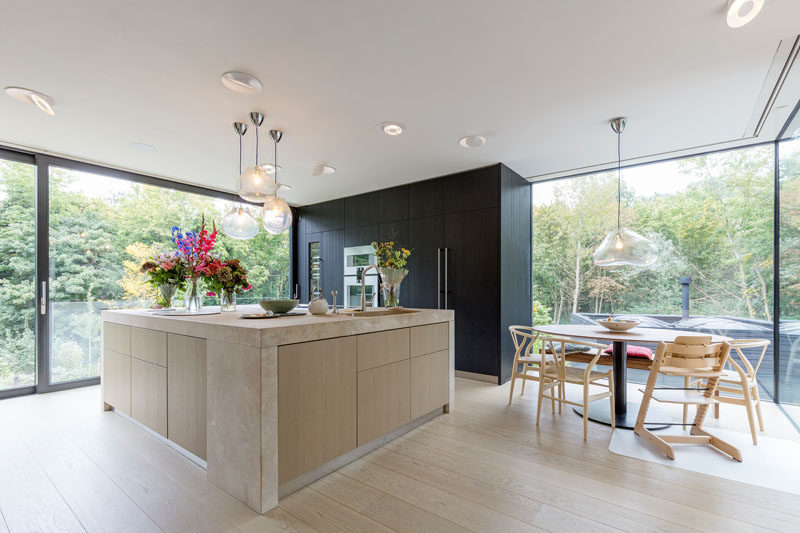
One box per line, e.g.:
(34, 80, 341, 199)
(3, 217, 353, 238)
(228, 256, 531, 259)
(616, 128, 621, 231)
(238, 132, 244, 209)
(255, 126, 259, 166)
(274, 138, 278, 185)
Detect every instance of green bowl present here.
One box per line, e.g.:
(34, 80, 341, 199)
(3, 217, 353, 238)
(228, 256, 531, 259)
(259, 299, 299, 314)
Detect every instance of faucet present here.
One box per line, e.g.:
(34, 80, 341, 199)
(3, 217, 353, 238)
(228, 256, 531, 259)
(360, 264, 377, 312)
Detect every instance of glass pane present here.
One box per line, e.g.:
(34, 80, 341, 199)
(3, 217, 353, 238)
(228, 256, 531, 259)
(0, 158, 36, 391)
(779, 137, 800, 407)
(47, 166, 290, 384)
(532, 145, 775, 395)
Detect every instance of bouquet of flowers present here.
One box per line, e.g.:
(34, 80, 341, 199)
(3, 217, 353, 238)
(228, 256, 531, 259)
(171, 216, 218, 279)
(371, 241, 412, 272)
(140, 251, 187, 308)
(202, 258, 253, 297)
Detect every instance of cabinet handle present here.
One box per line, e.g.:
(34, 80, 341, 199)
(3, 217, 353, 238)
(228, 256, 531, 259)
(437, 248, 441, 310)
(444, 247, 448, 309)
(40, 281, 47, 315)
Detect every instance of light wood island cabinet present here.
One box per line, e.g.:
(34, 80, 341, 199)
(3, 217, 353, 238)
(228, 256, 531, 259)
(102, 306, 453, 515)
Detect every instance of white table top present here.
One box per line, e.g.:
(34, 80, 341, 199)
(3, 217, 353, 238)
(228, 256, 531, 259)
(532, 324, 731, 344)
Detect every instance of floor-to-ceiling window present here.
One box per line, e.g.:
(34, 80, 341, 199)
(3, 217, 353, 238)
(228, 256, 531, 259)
(0, 150, 291, 398)
(532, 144, 777, 397)
(0, 156, 36, 396)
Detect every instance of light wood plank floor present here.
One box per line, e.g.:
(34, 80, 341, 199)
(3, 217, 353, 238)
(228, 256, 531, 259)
(0, 379, 799, 532)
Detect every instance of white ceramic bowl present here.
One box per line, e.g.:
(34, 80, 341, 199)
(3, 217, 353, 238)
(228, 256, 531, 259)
(597, 319, 639, 332)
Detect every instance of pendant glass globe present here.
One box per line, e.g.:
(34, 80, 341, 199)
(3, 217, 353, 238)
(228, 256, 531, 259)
(593, 228, 658, 267)
(238, 166, 277, 203)
(220, 206, 260, 240)
(262, 195, 292, 234)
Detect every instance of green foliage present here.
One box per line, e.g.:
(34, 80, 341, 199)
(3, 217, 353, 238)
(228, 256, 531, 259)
(0, 162, 289, 387)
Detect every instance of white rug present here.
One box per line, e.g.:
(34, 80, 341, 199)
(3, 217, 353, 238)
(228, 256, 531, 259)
(609, 427, 800, 495)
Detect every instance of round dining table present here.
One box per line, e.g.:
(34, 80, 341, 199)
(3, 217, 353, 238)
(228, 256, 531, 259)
(532, 324, 731, 429)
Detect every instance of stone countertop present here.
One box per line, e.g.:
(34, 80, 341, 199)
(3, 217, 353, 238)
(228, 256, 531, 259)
(101, 305, 454, 348)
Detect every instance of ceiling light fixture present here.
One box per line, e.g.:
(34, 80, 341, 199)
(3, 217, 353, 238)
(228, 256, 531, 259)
(130, 142, 156, 152)
(221, 121, 260, 240)
(312, 164, 336, 176)
(259, 163, 282, 174)
(220, 71, 263, 94)
(238, 111, 277, 203)
(262, 129, 293, 234)
(593, 118, 658, 267)
(458, 135, 486, 148)
(377, 122, 405, 136)
(5, 86, 55, 115)
(726, 0, 764, 28)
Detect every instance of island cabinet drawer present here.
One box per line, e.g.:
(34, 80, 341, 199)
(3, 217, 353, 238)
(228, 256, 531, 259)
(278, 337, 357, 484)
(103, 322, 131, 355)
(410, 322, 449, 357)
(131, 358, 167, 437)
(102, 349, 131, 415)
(356, 328, 410, 371)
(167, 334, 207, 460)
(131, 327, 167, 367)
(410, 350, 449, 419)
(357, 359, 411, 446)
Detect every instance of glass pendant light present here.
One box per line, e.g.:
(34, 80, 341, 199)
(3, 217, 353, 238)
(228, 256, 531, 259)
(262, 130, 293, 234)
(593, 118, 658, 267)
(221, 122, 260, 239)
(238, 111, 277, 203)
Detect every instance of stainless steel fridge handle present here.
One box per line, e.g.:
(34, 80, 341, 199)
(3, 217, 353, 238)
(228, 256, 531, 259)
(40, 281, 47, 315)
(436, 248, 441, 309)
(444, 247, 448, 309)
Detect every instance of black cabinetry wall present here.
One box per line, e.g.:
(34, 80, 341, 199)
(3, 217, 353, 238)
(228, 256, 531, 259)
(295, 164, 531, 384)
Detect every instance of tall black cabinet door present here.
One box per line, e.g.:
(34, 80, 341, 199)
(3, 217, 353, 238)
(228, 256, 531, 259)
(408, 215, 444, 309)
(445, 208, 499, 378)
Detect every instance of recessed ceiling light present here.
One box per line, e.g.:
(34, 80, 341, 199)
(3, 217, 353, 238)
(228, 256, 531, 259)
(130, 142, 156, 152)
(377, 122, 405, 136)
(726, 0, 764, 28)
(458, 135, 486, 148)
(5, 86, 55, 115)
(259, 163, 282, 174)
(312, 164, 336, 176)
(220, 71, 263, 94)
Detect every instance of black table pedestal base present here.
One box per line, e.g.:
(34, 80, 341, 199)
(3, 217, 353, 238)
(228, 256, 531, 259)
(573, 401, 670, 430)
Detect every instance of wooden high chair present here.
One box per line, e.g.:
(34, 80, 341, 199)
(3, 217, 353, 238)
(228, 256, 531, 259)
(635, 336, 740, 461)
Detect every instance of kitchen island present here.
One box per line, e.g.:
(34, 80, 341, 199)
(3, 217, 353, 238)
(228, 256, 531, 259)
(100, 305, 454, 513)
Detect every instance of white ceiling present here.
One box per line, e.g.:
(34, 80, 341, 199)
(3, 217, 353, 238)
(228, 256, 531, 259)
(1, 1, 799, 205)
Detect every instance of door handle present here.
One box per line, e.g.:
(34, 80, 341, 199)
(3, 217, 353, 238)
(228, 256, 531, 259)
(436, 248, 441, 310)
(444, 247, 448, 310)
(40, 281, 47, 315)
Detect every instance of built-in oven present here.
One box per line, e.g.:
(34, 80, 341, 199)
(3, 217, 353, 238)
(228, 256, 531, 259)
(343, 245, 379, 308)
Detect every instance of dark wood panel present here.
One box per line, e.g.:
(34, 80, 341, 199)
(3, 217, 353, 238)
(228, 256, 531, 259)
(407, 216, 444, 310)
(344, 192, 379, 228)
(321, 230, 344, 300)
(445, 208, 500, 378)
(305, 199, 345, 233)
(344, 225, 379, 248)
(499, 165, 532, 383)
(378, 186, 408, 223)
(408, 165, 499, 219)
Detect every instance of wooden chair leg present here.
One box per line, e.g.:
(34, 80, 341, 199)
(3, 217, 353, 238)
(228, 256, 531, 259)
(582, 385, 589, 441)
(753, 385, 765, 432)
(520, 364, 527, 395)
(682, 376, 689, 425)
(741, 384, 758, 445)
(558, 382, 563, 414)
(536, 376, 545, 426)
(608, 372, 615, 431)
(508, 373, 517, 405)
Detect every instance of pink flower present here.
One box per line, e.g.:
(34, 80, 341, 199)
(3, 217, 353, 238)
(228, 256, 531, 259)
(244, 284, 253, 291)
(206, 291, 216, 297)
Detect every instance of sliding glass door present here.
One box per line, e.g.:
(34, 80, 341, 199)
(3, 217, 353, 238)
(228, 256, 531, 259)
(0, 156, 37, 395)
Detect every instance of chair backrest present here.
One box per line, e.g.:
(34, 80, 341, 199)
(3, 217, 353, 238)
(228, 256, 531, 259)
(659, 335, 730, 372)
(728, 338, 770, 378)
(508, 326, 540, 360)
(539, 336, 605, 379)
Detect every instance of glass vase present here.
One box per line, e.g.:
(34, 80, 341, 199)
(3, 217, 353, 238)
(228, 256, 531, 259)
(158, 283, 177, 309)
(379, 267, 406, 308)
(220, 289, 236, 312)
(184, 276, 202, 312)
